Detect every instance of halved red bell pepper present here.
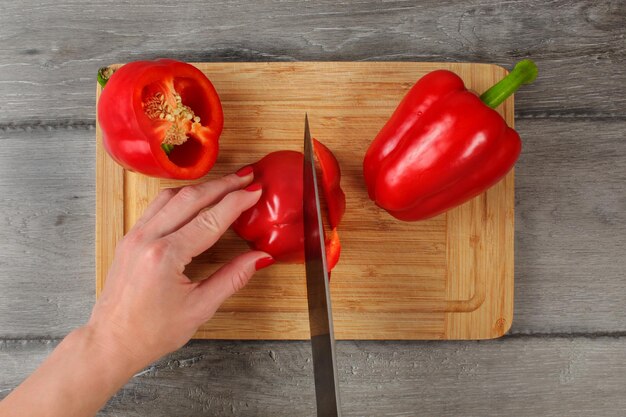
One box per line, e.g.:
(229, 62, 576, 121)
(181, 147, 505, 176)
(97, 59, 223, 179)
(232, 140, 345, 270)
(363, 60, 538, 221)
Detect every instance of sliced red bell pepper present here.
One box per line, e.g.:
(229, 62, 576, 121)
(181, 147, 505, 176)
(231, 140, 345, 270)
(325, 229, 341, 271)
(313, 139, 346, 229)
(363, 60, 538, 221)
(97, 59, 223, 180)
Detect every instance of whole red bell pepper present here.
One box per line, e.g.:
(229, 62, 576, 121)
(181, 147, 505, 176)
(363, 60, 537, 221)
(232, 139, 346, 270)
(97, 59, 223, 179)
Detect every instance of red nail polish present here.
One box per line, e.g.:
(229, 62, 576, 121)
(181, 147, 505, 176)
(255, 256, 275, 271)
(235, 166, 254, 177)
(245, 183, 262, 192)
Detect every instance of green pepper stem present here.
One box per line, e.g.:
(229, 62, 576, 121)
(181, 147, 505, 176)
(161, 143, 174, 155)
(97, 66, 114, 88)
(480, 59, 538, 109)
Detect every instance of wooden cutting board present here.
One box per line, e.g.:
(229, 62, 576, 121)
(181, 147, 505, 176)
(96, 62, 514, 340)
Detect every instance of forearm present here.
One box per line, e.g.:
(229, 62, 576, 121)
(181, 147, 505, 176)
(0, 325, 143, 417)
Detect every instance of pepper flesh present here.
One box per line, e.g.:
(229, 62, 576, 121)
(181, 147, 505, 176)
(232, 140, 345, 270)
(313, 139, 346, 229)
(97, 59, 223, 179)
(364, 60, 537, 221)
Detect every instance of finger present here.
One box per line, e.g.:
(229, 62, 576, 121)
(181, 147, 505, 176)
(130, 187, 181, 231)
(190, 251, 274, 319)
(167, 185, 262, 262)
(144, 168, 254, 238)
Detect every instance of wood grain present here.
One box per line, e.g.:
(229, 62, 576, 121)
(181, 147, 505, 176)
(0, 126, 95, 338)
(0, 0, 624, 125)
(95, 62, 515, 340)
(1, 118, 622, 338)
(95, 85, 125, 299)
(2, 337, 625, 416)
(1, 0, 626, 414)
(514, 118, 626, 333)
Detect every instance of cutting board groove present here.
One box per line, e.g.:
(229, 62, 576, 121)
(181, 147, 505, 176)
(96, 62, 514, 340)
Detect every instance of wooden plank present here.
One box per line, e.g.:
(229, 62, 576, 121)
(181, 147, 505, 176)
(514, 118, 626, 333)
(0, 126, 95, 338)
(1, 337, 625, 416)
(95, 62, 514, 340)
(0, 119, 623, 338)
(0, 0, 624, 125)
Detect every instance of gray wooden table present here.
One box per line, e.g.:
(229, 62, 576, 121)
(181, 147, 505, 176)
(1, 1, 625, 416)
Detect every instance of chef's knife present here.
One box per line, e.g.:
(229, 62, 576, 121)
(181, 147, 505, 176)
(302, 114, 342, 417)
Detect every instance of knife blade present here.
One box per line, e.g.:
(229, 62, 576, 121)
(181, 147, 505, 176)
(302, 114, 342, 417)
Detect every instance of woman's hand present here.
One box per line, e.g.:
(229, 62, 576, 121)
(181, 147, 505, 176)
(0, 169, 274, 417)
(89, 168, 273, 367)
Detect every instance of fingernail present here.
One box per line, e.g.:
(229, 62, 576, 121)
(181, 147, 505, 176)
(245, 183, 262, 192)
(255, 256, 275, 271)
(235, 166, 254, 177)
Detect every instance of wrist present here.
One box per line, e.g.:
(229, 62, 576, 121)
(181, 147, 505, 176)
(74, 322, 148, 378)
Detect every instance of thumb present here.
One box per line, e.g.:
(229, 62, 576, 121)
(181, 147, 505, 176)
(191, 251, 274, 320)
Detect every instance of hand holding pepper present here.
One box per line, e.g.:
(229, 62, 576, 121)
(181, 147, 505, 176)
(364, 60, 538, 221)
(0, 171, 273, 416)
